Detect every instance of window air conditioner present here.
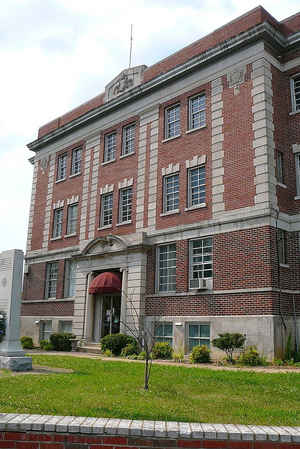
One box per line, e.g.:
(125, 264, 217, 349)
(189, 278, 207, 290)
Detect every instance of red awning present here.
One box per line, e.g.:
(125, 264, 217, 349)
(89, 272, 122, 294)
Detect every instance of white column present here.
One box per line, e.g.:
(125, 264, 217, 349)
(83, 272, 94, 342)
(120, 268, 128, 334)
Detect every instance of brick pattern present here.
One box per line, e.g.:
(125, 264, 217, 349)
(21, 300, 74, 316)
(1, 413, 300, 448)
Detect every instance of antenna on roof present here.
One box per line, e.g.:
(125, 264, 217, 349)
(129, 24, 133, 68)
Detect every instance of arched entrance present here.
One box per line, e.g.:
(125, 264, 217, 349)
(89, 271, 122, 341)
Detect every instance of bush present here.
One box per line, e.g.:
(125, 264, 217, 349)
(190, 345, 210, 363)
(238, 346, 267, 366)
(173, 350, 185, 363)
(121, 343, 139, 357)
(20, 336, 34, 349)
(152, 342, 172, 359)
(103, 349, 113, 357)
(137, 351, 146, 360)
(100, 333, 137, 356)
(49, 333, 75, 351)
(212, 333, 246, 363)
(40, 340, 54, 351)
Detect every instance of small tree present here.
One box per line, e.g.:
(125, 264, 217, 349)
(212, 333, 246, 363)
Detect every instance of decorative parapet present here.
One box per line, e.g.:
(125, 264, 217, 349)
(100, 184, 114, 195)
(105, 66, 147, 103)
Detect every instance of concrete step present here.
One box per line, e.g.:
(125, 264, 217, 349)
(79, 343, 101, 354)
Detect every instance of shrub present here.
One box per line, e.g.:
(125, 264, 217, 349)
(40, 340, 54, 351)
(20, 336, 34, 349)
(100, 333, 137, 356)
(49, 333, 75, 351)
(121, 343, 139, 357)
(173, 349, 185, 363)
(190, 345, 210, 363)
(238, 346, 267, 366)
(103, 349, 113, 357)
(152, 342, 172, 359)
(137, 351, 146, 360)
(212, 333, 246, 363)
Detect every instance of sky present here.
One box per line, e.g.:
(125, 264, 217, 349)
(0, 0, 299, 253)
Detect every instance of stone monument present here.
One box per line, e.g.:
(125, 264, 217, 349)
(0, 249, 32, 371)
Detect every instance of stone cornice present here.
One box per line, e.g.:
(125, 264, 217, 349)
(27, 22, 292, 153)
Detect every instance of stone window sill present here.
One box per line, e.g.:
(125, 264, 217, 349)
(280, 263, 289, 268)
(55, 178, 66, 184)
(185, 203, 206, 211)
(162, 134, 181, 143)
(289, 110, 300, 116)
(98, 224, 112, 230)
(101, 159, 115, 166)
(160, 209, 180, 217)
(69, 172, 81, 179)
(120, 152, 135, 159)
(50, 236, 62, 241)
(186, 125, 206, 134)
(294, 196, 300, 200)
(65, 233, 77, 238)
(277, 182, 287, 189)
(117, 220, 132, 226)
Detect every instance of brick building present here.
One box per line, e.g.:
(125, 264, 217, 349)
(22, 6, 300, 359)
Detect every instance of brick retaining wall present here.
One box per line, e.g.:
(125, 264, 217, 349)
(1, 414, 300, 449)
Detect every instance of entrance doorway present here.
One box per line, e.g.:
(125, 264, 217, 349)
(93, 295, 121, 342)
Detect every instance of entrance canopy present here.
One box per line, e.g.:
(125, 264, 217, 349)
(89, 272, 121, 294)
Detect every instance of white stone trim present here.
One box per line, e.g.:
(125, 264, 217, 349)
(87, 141, 101, 240)
(161, 163, 180, 176)
(292, 144, 300, 153)
(118, 177, 133, 189)
(79, 146, 92, 242)
(67, 195, 79, 205)
(53, 200, 64, 210)
(100, 184, 114, 195)
(251, 58, 277, 211)
(26, 161, 38, 253)
(211, 77, 225, 217)
(185, 155, 206, 169)
(42, 155, 55, 249)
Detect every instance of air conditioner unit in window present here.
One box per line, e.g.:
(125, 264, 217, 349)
(190, 278, 207, 290)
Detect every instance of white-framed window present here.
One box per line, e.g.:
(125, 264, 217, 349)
(189, 238, 213, 288)
(57, 153, 67, 181)
(59, 321, 73, 334)
(276, 151, 284, 184)
(39, 320, 52, 342)
(45, 262, 58, 299)
(165, 104, 180, 139)
(119, 187, 132, 223)
(278, 229, 288, 265)
(100, 192, 113, 227)
(295, 153, 300, 195)
(66, 203, 78, 235)
(188, 94, 206, 130)
(122, 123, 135, 156)
(187, 165, 206, 207)
(52, 208, 63, 238)
(104, 132, 117, 162)
(188, 323, 210, 351)
(154, 322, 173, 346)
(64, 260, 77, 297)
(163, 174, 179, 213)
(157, 244, 176, 292)
(291, 74, 300, 113)
(71, 147, 82, 175)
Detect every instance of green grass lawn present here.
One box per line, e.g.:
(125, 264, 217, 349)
(0, 355, 300, 426)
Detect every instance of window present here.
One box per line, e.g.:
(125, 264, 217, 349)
(189, 238, 213, 288)
(165, 104, 180, 139)
(52, 208, 63, 238)
(188, 323, 210, 351)
(154, 322, 173, 346)
(188, 165, 206, 207)
(295, 153, 300, 195)
(119, 187, 132, 223)
(291, 75, 300, 112)
(157, 244, 176, 292)
(39, 320, 52, 341)
(188, 94, 206, 130)
(57, 153, 67, 181)
(59, 321, 73, 333)
(100, 192, 113, 227)
(276, 151, 284, 184)
(64, 260, 77, 297)
(278, 229, 288, 265)
(122, 124, 135, 156)
(163, 174, 179, 213)
(45, 262, 58, 299)
(104, 132, 117, 162)
(66, 203, 78, 235)
(71, 147, 82, 175)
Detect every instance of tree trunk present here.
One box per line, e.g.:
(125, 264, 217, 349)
(144, 356, 149, 390)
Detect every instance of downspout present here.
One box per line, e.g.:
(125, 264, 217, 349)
(274, 208, 286, 331)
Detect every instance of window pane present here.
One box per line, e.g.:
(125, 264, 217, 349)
(188, 166, 206, 207)
(52, 208, 63, 238)
(122, 124, 135, 155)
(119, 187, 132, 223)
(57, 154, 67, 180)
(165, 105, 180, 139)
(100, 193, 113, 226)
(190, 238, 213, 284)
(67, 204, 78, 235)
(189, 94, 206, 129)
(158, 244, 176, 292)
(45, 262, 58, 299)
(104, 133, 116, 162)
(163, 174, 179, 212)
